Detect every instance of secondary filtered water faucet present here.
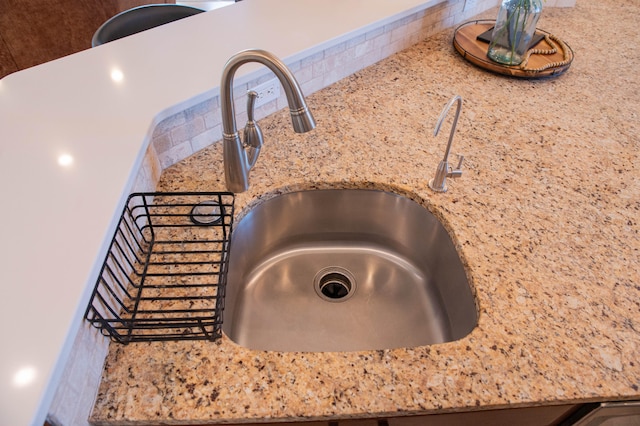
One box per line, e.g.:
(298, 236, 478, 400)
(220, 49, 316, 193)
(429, 95, 464, 193)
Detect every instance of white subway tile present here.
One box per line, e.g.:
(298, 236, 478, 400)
(191, 126, 222, 152)
(158, 141, 194, 169)
(170, 116, 206, 145)
(203, 107, 221, 129)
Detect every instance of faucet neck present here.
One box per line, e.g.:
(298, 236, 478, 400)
(434, 95, 462, 162)
(220, 49, 315, 136)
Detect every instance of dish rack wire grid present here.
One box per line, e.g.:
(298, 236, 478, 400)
(84, 192, 234, 343)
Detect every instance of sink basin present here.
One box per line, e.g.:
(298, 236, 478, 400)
(223, 189, 477, 352)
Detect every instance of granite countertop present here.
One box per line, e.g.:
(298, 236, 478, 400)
(91, 1, 639, 424)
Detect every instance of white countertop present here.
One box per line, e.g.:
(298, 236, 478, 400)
(0, 1, 439, 424)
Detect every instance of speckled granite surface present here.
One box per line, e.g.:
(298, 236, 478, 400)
(91, 0, 640, 423)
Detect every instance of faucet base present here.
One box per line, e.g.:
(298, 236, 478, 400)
(429, 178, 448, 193)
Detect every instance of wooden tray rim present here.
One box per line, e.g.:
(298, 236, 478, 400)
(453, 19, 574, 79)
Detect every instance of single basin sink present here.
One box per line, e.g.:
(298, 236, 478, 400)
(223, 189, 477, 352)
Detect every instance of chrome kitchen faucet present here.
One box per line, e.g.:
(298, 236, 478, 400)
(220, 49, 316, 193)
(429, 95, 464, 193)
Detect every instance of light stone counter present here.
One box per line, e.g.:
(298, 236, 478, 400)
(1, 1, 472, 424)
(91, 0, 639, 424)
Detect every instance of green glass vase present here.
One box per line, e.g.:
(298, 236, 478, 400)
(487, 0, 543, 66)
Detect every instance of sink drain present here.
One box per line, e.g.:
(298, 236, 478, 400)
(314, 267, 356, 302)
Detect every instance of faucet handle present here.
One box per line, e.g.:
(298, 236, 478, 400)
(244, 91, 263, 168)
(448, 155, 464, 178)
(246, 91, 258, 122)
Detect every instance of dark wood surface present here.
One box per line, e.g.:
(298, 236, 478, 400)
(0, 0, 171, 79)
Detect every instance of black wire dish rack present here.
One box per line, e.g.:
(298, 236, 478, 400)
(84, 192, 234, 343)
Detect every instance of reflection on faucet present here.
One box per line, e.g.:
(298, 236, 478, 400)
(429, 95, 464, 193)
(220, 49, 316, 193)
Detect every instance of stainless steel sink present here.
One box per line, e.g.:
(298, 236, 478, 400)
(223, 189, 477, 352)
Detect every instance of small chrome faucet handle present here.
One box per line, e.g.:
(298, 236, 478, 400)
(455, 154, 464, 170)
(244, 90, 263, 168)
(448, 155, 464, 178)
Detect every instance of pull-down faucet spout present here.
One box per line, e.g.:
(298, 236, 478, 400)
(220, 49, 316, 193)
